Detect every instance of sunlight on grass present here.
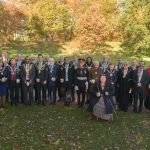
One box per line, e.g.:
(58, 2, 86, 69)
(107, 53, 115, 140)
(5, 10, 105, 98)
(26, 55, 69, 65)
(0, 41, 150, 67)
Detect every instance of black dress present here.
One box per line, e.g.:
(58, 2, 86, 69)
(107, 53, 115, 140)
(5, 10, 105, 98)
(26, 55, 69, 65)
(117, 69, 133, 112)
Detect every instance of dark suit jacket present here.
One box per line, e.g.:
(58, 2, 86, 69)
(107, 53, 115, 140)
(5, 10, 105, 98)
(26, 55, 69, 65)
(132, 69, 149, 89)
(20, 63, 35, 85)
(47, 64, 59, 87)
(6, 65, 20, 81)
(35, 62, 48, 84)
(59, 63, 75, 87)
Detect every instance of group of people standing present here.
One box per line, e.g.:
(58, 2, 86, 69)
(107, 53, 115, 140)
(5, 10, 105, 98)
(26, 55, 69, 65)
(0, 52, 150, 121)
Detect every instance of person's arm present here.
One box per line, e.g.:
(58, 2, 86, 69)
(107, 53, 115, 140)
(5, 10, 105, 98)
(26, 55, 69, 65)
(86, 68, 89, 82)
(105, 84, 114, 96)
(44, 64, 48, 82)
(91, 83, 100, 97)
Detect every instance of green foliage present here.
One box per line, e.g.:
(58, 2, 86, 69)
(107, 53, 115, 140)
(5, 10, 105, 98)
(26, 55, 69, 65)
(27, 0, 73, 40)
(120, 0, 150, 56)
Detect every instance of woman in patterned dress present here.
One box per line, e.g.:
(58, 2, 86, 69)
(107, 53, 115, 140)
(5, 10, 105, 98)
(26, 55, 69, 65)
(87, 74, 114, 121)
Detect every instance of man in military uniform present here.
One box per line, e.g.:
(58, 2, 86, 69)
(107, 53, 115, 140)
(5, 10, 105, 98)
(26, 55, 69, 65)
(59, 57, 75, 106)
(74, 58, 89, 108)
(35, 54, 48, 105)
(20, 56, 35, 105)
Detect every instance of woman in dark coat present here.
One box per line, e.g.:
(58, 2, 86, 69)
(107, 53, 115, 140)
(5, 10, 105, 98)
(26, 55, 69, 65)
(0, 59, 8, 108)
(87, 74, 115, 121)
(117, 62, 133, 112)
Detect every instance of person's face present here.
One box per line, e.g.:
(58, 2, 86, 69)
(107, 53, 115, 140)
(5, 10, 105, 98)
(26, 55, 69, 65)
(11, 59, 16, 65)
(109, 65, 114, 71)
(94, 63, 99, 69)
(87, 58, 92, 63)
(45, 55, 49, 61)
(132, 60, 137, 66)
(18, 54, 22, 61)
(49, 58, 54, 65)
(79, 61, 85, 68)
(60, 56, 64, 62)
(64, 58, 69, 64)
(2, 52, 8, 59)
(124, 64, 128, 70)
(31, 57, 36, 62)
(103, 55, 108, 61)
(118, 59, 122, 64)
(38, 56, 43, 62)
(25, 57, 30, 64)
(100, 75, 106, 83)
(139, 62, 144, 69)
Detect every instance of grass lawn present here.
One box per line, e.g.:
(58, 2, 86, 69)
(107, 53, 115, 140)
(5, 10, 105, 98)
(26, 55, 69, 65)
(0, 40, 150, 149)
(0, 103, 150, 150)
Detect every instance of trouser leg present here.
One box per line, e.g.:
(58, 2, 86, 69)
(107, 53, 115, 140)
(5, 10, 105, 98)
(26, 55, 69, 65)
(42, 84, 46, 105)
(29, 85, 33, 105)
(138, 89, 144, 113)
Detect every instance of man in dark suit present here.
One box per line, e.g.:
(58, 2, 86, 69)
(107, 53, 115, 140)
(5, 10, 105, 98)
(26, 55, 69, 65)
(56, 56, 65, 101)
(20, 56, 35, 105)
(47, 58, 59, 105)
(35, 54, 48, 106)
(133, 61, 149, 113)
(16, 53, 25, 103)
(7, 58, 20, 106)
(59, 57, 75, 106)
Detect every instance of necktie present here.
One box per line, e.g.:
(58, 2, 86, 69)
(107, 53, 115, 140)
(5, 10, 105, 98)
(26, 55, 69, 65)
(65, 65, 69, 82)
